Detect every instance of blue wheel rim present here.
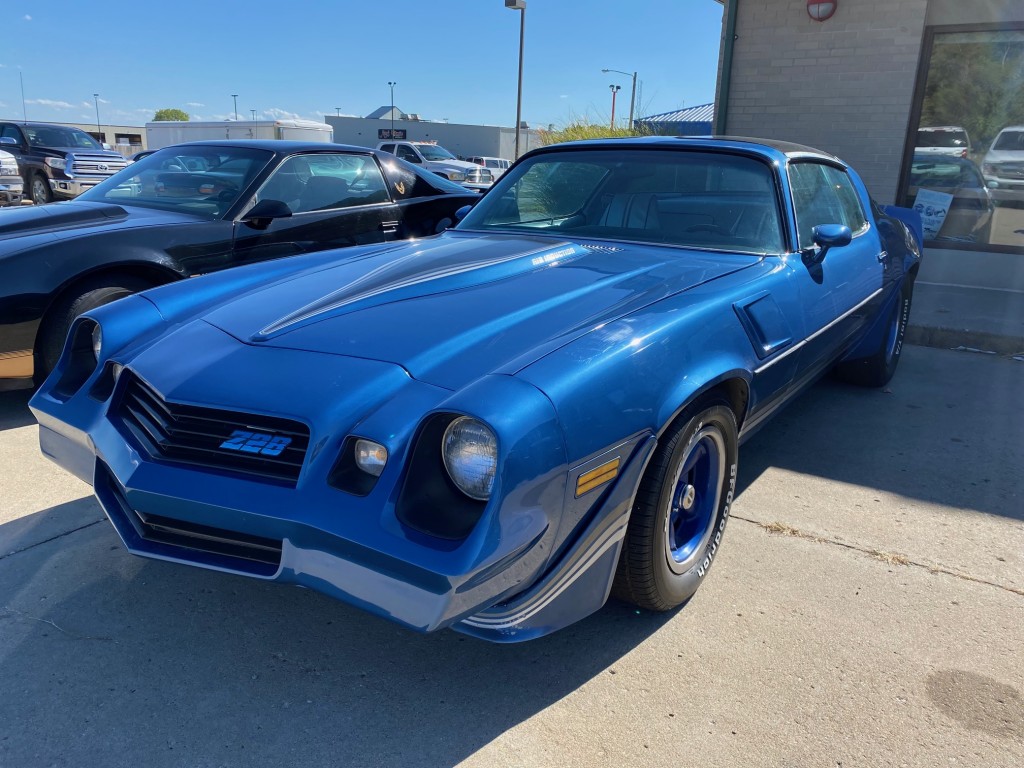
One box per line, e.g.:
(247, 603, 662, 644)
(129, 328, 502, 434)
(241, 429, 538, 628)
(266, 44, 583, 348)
(666, 427, 725, 572)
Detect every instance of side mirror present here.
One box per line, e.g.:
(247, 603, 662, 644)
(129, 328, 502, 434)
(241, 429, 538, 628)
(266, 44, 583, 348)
(803, 224, 852, 265)
(454, 204, 472, 221)
(242, 199, 292, 230)
(0, 137, 16, 146)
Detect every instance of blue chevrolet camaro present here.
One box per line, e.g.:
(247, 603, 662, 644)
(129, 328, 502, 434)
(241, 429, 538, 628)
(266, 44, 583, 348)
(31, 137, 922, 642)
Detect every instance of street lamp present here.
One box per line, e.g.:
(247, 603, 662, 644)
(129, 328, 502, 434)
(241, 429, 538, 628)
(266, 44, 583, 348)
(231, 94, 239, 121)
(505, 0, 526, 159)
(602, 68, 638, 130)
(387, 81, 397, 139)
(609, 85, 621, 130)
(92, 93, 101, 139)
(250, 109, 257, 121)
(335, 107, 342, 116)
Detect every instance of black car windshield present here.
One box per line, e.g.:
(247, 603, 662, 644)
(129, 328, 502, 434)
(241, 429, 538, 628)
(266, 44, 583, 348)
(910, 157, 984, 189)
(992, 130, 1024, 151)
(26, 125, 103, 149)
(416, 144, 457, 161)
(457, 149, 785, 254)
(79, 146, 274, 218)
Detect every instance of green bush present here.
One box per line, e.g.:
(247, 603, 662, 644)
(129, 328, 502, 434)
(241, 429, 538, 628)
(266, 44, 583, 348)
(538, 119, 650, 146)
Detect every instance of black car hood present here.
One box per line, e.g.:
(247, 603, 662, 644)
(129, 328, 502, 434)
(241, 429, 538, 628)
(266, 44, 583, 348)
(0, 201, 210, 243)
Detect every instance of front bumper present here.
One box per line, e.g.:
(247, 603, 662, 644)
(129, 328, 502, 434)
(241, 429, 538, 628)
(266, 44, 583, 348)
(0, 177, 23, 205)
(49, 176, 108, 198)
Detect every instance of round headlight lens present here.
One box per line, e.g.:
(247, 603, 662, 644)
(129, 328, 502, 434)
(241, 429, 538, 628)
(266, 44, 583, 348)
(91, 323, 102, 360)
(442, 416, 497, 501)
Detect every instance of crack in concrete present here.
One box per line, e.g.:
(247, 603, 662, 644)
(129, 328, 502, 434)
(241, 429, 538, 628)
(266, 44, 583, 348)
(0, 518, 106, 562)
(733, 514, 1024, 598)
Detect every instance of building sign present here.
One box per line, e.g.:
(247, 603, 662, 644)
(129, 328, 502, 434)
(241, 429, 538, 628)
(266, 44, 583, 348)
(378, 129, 407, 140)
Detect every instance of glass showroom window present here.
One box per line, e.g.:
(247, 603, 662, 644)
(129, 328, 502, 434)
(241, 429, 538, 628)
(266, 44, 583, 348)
(901, 27, 1024, 252)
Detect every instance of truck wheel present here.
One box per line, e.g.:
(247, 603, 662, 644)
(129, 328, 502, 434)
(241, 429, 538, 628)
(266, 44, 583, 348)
(613, 400, 738, 611)
(30, 174, 53, 205)
(834, 279, 913, 388)
(36, 277, 153, 382)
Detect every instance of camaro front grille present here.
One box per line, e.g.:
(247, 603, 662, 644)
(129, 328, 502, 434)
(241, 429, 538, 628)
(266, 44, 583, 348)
(115, 373, 310, 485)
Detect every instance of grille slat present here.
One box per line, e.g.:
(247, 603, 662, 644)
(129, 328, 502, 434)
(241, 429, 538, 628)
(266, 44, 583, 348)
(116, 373, 310, 485)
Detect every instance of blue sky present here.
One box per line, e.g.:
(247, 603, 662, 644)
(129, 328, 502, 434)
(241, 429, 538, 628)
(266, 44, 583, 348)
(0, 1, 723, 129)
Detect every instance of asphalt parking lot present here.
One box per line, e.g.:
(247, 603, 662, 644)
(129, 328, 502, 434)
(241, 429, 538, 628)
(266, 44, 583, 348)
(1, 344, 1022, 768)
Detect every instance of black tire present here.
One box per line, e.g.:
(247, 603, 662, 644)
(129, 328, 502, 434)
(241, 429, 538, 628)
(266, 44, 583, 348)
(834, 279, 913, 388)
(37, 277, 153, 380)
(30, 173, 53, 205)
(613, 400, 739, 611)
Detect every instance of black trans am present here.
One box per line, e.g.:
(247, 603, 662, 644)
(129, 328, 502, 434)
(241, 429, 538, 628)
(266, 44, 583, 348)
(0, 140, 479, 389)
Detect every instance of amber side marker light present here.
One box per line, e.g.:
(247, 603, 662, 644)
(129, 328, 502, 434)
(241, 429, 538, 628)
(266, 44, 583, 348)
(575, 457, 620, 497)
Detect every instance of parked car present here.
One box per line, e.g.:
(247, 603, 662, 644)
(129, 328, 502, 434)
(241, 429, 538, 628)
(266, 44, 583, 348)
(377, 140, 493, 190)
(466, 155, 511, 180)
(906, 153, 994, 243)
(981, 125, 1024, 207)
(31, 137, 921, 642)
(0, 150, 23, 206)
(0, 140, 479, 389)
(915, 126, 971, 158)
(0, 121, 129, 204)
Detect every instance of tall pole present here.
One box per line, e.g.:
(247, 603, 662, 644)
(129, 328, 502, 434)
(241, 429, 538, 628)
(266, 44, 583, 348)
(388, 81, 396, 139)
(514, 3, 526, 158)
(250, 109, 257, 121)
(93, 93, 101, 137)
(628, 71, 637, 130)
(609, 85, 620, 130)
(335, 107, 341, 116)
(231, 94, 238, 121)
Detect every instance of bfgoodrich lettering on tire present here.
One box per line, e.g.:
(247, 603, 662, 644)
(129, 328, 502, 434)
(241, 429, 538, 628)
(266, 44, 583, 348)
(613, 400, 739, 611)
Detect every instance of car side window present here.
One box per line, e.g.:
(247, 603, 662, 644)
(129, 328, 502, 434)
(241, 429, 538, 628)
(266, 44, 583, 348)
(379, 144, 395, 154)
(256, 153, 390, 214)
(1, 124, 23, 144)
(395, 145, 420, 163)
(820, 165, 868, 235)
(789, 162, 848, 250)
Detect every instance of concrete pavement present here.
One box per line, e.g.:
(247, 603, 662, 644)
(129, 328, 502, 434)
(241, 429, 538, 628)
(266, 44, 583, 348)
(0, 345, 1022, 768)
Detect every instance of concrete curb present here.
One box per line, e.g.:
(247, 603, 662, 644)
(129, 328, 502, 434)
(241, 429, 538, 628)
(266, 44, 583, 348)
(907, 324, 1024, 357)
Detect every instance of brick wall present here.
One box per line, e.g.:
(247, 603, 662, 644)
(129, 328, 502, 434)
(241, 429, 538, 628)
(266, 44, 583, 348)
(719, 0, 928, 202)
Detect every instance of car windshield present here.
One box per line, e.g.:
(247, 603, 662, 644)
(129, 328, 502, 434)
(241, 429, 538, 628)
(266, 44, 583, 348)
(457, 149, 784, 254)
(416, 144, 456, 161)
(916, 129, 969, 148)
(79, 146, 275, 218)
(910, 158, 984, 188)
(25, 125, 103, 149)
(992, 130, 1024, 151)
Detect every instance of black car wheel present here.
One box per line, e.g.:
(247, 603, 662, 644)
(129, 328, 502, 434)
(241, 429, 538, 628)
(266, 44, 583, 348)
(37, 276, 153, 382)
(835, 279, 913, 388)
(30, 174, 53, 205)
(613, 400, 739, 611)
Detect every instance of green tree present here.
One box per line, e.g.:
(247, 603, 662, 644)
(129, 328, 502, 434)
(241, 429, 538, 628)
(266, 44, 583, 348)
(152, 108, 190, 122)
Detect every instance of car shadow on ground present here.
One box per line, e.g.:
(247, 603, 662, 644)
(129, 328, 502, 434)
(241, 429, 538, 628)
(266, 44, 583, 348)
(0, 390, 34, 431)
(735, 347, 1023, 523)
(0, 508, 677, 767)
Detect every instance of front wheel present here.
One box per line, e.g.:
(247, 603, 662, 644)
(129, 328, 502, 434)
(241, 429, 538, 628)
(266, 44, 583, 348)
(613, 401, 739, 611)
(31, 174, 53, 205)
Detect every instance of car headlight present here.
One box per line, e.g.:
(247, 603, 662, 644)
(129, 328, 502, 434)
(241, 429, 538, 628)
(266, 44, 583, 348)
(44, 157, 67, 170)
(442, 416, 497, 500)
(0, 161, 17, 175)
(447, 171, 467, 182)
(91, 324, 103, 360)
(354, 439, 388, 477)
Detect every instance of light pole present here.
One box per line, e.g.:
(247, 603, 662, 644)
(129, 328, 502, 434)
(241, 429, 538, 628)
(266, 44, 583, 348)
(602, 68, 638, 130)
(335, 107, 342, 116)
(387, 81, 397, 139)
(609, 85, 621, 130)
(231, 94, 239, 121)
(505, 0, 526, 159)
(250, 109, 257, 121)
(92, 93, 101, 139)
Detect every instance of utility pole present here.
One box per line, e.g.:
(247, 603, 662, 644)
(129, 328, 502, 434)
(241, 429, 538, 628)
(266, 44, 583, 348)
(231, 94, 239, 121)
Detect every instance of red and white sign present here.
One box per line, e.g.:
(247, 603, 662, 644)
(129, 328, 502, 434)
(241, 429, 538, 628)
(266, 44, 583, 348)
(807, 1, 838, 21)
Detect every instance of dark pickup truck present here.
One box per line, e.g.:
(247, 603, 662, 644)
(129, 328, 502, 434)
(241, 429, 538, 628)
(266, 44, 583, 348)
(0, 121, 128, 205)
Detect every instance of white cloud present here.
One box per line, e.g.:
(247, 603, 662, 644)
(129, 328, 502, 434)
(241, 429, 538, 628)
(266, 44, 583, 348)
(27, 98, 75, 109)
(262, 107, 303, 121)
(560, 94, 569, 99)
(0, 101, 7, 108)
(24, 15, 32, 21)
(185, 102, 204, 107)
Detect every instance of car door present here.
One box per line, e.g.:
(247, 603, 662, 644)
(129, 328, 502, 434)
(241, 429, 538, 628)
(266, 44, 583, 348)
(232, 152, 401, 265)
(786, 161, 885, 381)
